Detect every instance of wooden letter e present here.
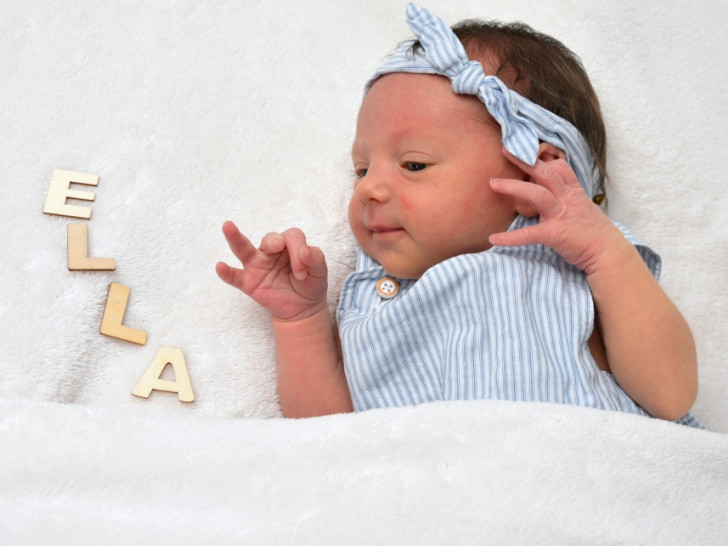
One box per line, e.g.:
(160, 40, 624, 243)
(133, 346, 195, 403)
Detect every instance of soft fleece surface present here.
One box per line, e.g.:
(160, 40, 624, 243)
(2, 0, 727, 543)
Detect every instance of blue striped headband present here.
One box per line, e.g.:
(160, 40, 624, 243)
(366, 2, 600, 199)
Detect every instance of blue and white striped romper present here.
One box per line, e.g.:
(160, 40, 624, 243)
(337, 214, 702, 428)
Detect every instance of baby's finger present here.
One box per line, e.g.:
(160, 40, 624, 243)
(490, 178, 559, 217)
(489, 224, 544, 248)
(222, 221, 258, 264)
(259, 232, 287, 255)
(502, 147, 577, 194)
(298, 244, 328, 282)
(279, 228, 310, 279)
(215, 261, 245, 289)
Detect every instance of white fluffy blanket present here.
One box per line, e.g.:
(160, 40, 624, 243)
(2, 0, 727, 542)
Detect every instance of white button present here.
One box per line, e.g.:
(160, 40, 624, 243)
(376, 277, 399, 299)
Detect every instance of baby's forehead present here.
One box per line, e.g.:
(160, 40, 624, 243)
(352, 73, 500, 155)
(360, 72, 496, 123)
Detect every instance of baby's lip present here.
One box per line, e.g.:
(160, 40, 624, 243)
(369, 225, 402, 233)
(366, 223, 404, 234)
(363, 211, 404, 234)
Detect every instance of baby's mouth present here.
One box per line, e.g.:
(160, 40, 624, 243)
(364, 215, 405, 239)
(370, 227, 405, 245)
(368, 224, 404, 234)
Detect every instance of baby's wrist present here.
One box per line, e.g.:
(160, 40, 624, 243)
(573, 222, 628, 275)
(584, 234, 643, 284)
(270, 300, 330, 327)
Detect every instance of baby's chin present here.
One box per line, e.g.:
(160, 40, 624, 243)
(351, 230, 442, 279)
(360, 249, 420, 279)
(376, 257, 430, 280)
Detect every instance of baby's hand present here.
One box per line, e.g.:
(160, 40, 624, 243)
(216, 221, 328, 321)
(489, 148, 625, 275)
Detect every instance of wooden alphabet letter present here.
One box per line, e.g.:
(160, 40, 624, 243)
(43, 169, 99, 219)
(99, 283, 147, 345)
(67, 224, 116, 271)
(132, 346, 195, 403)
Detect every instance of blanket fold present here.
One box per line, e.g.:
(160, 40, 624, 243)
(2, 398, 726, 544)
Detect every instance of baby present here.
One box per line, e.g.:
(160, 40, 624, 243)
(217, 3, 700, 426)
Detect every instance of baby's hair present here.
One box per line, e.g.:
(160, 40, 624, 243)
(412, 20, 608, 200)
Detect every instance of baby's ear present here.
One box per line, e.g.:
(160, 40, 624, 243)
(536, 142, 566, 163)
(513, 142, 567, 217)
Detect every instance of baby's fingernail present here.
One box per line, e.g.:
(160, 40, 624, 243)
(269, 235, 283, 250)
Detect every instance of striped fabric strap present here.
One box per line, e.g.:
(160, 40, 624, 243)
(366, 2, 599, 199)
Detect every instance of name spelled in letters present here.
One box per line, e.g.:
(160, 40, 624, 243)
(43, 169, 195, 403)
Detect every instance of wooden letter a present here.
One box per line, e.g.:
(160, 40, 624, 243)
(132, 346, 195, 403)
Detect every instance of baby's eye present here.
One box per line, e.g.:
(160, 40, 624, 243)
(405, 162, 427, 172)
(356, 168, 368, 178)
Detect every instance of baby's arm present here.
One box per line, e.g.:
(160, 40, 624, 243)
(216, 221, 352, 417)
(489, 149, 698, 420)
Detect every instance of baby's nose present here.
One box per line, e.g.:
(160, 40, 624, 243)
(354, 167, 391, 203)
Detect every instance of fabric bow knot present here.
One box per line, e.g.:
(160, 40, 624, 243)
(451, 61, 485, 94)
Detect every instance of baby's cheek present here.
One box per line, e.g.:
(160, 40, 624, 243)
(347, 198, 360, 223)
(347, 201, 364, 239)
(456, 198, 479, 219)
